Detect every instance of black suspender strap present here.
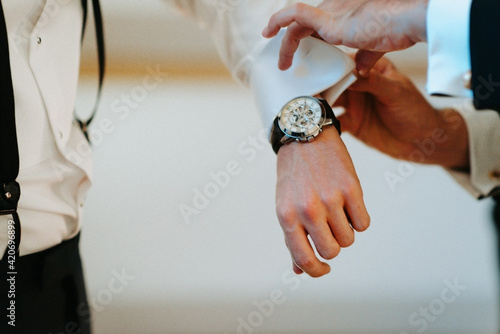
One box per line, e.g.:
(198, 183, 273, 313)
(0, 2, 22, 257)
(0, 4, 19, 183)
(77, 0, 106, 141)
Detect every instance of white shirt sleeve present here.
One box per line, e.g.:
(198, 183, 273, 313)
(426, 0, 473, 98)
(446, 101, 500, 198)
(164, 0, 356, 131)
(427, 0, 500, 197)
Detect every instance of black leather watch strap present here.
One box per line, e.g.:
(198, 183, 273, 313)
(318, 98, 341, 136)
(270, 116, 284, 154)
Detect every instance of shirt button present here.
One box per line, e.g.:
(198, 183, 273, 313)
(463, 70, 472, 89)
(59, 131, 63, 139)
(37, 37, 42, 44)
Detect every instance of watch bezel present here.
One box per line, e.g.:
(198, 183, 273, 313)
(277, 96, 328, 141)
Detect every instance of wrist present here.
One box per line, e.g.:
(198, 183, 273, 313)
(439, 108, 470, 169)
(417, 108, 469, 169)
(277, 126, 343, 160)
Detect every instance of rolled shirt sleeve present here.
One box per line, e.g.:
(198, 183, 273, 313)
(248, 29, 355, 132)
(164, 0, 356, 132)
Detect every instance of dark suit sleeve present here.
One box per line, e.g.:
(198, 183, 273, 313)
(470, 0, 500, 113)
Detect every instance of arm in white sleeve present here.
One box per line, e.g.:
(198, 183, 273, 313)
(427, 0, 500, 197)
(164, 0, 356, 131)
(426, 0, 473, 97)
(446, 101, 500, 198)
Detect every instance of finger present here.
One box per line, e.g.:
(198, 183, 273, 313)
(355, 50, 386, 77)
(348, 69, 393, 98)
(278, 23, 315, 70)
(293, 262, 304, 275)
(263, 3, 329, 38)
(327, 208, 355, 248)
(263, 4, 333, 70)
(369, 56, 398, 75)
(305, 217, 341, 260)
(344, 185, 371, 232)
(285, 238, 304, 274)
(284, 228, 331, 277)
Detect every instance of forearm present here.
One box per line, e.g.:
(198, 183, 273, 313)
(165, 0, 357, 132)
(164, 0, 292, 85)
(415, 108, 469, 169)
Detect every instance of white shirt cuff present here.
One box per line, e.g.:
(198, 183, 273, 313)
(249, 29, 356, 136)
(446, 100, 500, 197)
(426, 0, 473, 98)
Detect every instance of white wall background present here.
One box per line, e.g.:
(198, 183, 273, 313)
(77, 1, 499, 333)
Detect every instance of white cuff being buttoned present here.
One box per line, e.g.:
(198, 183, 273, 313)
(446, 101, 500, 198)
(249, 29, 356, 136)
(426, 0, 473, 98)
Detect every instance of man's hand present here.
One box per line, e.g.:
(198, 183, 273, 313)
(337, 58, 469, 168)
(276, 126, 370, 277)
(262, 0, 428, 76)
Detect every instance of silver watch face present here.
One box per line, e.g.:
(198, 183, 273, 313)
(278, 96, 325, 140)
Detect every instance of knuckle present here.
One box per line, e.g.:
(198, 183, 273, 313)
(279, 215, 298, 236)
(276, 205, 291, 223)
(344, 179, 362, 200)
(297, 197, 321, 221)
(321, 190, 343, 208)
(276, 199, 296, 222)
(294, 2, 309, 13)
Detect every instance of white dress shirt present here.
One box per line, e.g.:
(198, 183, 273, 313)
(0, 0, 355, 257)
(427, 0, 500, 197)
(1, 0, 90, 257)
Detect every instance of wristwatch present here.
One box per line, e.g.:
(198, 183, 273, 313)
(270, 96, 341, 154)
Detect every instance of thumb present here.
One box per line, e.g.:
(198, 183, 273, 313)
(355, 50, 385, 77)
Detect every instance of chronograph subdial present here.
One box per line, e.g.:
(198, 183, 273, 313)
(280, 97, 323, 135)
